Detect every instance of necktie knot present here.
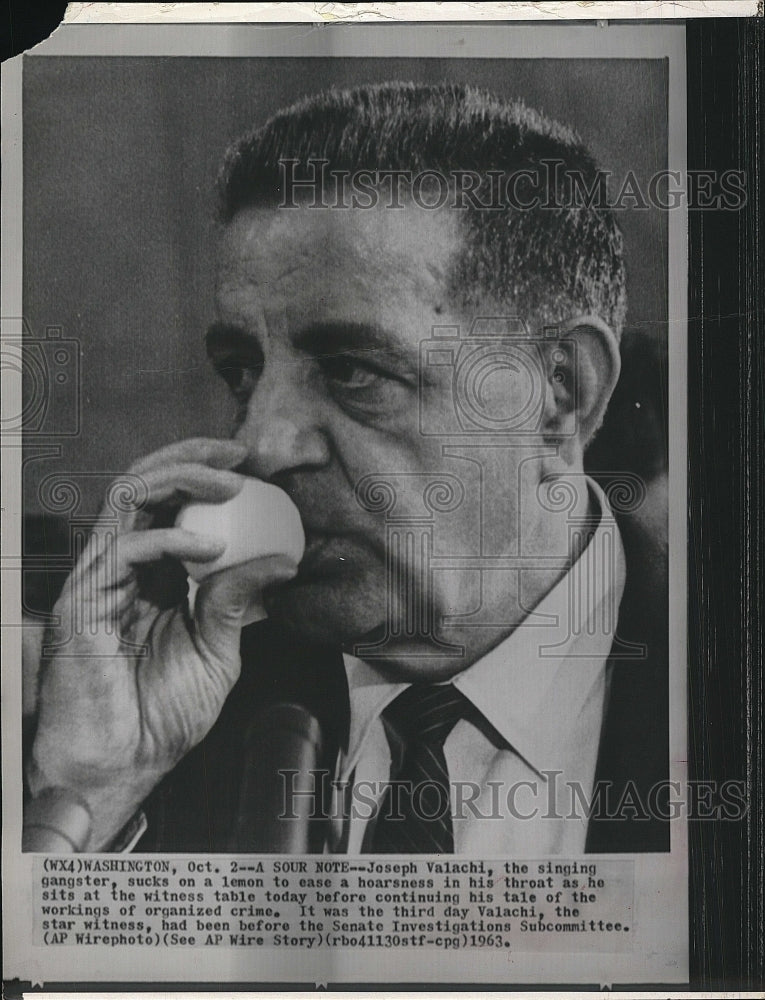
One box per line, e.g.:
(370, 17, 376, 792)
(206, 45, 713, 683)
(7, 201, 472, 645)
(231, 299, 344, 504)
(383, 683, 470, 748)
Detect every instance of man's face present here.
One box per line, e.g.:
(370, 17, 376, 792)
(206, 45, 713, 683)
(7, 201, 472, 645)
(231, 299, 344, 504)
(211, 203, 554, 668)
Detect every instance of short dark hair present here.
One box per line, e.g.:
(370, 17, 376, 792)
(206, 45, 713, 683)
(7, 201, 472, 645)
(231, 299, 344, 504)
(217, 82, 627, 338)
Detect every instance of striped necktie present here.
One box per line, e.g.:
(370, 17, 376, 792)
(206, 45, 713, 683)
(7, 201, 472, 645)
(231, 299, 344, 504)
(371, 683, 471, 854)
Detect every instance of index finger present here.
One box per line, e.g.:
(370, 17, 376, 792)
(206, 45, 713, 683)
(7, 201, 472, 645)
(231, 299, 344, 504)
(130, 438, 248, 476)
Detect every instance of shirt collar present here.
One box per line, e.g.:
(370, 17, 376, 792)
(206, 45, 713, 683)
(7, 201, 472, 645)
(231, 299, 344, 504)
(342, 476, 626, 778)
(340, 656, 408, 780)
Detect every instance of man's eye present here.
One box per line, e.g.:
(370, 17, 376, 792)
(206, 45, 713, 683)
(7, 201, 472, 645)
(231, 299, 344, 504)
(319, 355, 382, 389)
(213, 357, 263, 400)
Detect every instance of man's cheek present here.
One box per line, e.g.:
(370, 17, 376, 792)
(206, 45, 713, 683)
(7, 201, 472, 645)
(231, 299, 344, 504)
(430, 568, 482, 619)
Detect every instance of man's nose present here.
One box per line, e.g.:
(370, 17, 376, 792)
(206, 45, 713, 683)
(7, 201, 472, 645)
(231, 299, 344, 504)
(234, 371, 331, 481)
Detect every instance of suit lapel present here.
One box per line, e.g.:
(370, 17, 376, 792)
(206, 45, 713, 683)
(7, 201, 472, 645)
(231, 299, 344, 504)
(586, 512, 670, 853)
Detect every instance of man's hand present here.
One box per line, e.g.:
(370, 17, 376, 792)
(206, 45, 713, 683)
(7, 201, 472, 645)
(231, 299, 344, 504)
(27, 438, 256, 850)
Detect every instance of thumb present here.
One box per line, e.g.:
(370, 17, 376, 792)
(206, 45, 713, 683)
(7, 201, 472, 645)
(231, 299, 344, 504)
(194, 556, 297, 655)
(194, 564, 258, 658)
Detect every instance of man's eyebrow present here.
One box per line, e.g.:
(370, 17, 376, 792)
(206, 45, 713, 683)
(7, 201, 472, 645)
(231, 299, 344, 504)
(293, 321, 418, 367)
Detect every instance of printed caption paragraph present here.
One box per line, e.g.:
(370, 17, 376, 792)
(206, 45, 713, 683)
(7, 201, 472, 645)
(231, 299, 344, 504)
(35, 857, 634, 952)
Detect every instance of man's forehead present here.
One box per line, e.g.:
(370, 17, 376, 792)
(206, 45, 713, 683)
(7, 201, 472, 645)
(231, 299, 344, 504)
(216, 202, 460, 291)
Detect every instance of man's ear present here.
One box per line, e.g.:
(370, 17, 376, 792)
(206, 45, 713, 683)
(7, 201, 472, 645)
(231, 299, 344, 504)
(542, 314, 621, 453)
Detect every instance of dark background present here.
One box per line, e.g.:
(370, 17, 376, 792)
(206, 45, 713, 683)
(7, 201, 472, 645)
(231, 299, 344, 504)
(3, 9, 763, 994)
(21, 54, 668, 516)
(0, 1, 67, 63)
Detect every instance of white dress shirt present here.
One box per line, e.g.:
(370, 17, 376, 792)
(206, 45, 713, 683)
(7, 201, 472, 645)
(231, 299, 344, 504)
(328, 477, 626, 855)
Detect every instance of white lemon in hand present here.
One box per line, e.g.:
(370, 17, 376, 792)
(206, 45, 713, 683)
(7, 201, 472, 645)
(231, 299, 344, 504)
(176, 478, 305, 623)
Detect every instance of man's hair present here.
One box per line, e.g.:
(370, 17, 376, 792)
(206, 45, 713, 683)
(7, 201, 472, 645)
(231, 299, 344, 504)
(217, 82, 627, 338)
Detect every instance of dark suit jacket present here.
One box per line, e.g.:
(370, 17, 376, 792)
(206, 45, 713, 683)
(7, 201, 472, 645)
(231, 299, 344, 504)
(137, 511, 669, 854)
